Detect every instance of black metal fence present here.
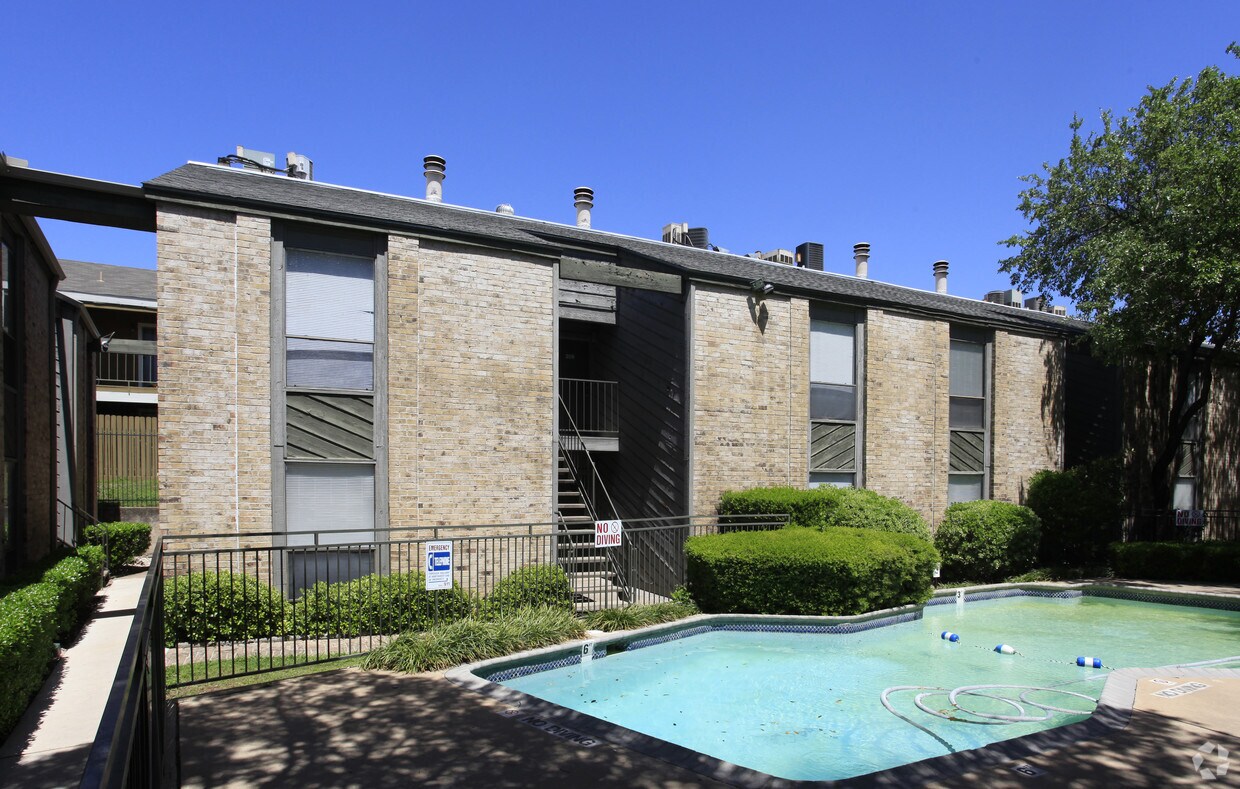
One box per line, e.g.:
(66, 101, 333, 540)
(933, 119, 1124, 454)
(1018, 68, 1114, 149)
(97, 413, 158, 508)
(1129, 510, 1240, 542)
(80, 541, 167, 788)
(162, 514, 787, 687)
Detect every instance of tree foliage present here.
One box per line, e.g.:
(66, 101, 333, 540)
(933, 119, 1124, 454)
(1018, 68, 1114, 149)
(1001, 45, 1240, 509)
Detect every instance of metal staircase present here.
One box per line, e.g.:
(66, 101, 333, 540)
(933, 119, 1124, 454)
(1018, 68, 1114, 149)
(556, 396, 628, 611)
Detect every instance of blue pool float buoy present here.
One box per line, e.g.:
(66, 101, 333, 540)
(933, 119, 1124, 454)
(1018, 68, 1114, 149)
(940, 631, 960, 642)
(1077, 656, 1103, 668)
(994, 644, 1017, 655)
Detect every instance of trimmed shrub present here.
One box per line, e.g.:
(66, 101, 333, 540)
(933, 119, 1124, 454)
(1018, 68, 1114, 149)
(42, 555, 100, 634)
(935, 501, 1042, 582)
(84, 521, 153, 568)
(719, 486, 837, 529)
(0, 584, 60, 738)
(289, 572, 472, 637)
(1111, 541, 1240, 583)
(686, 527, 939, 616)
(164, 571, 286, 647)
(822, 488, 931, 541)
(0, 550, 106, 739)
(480, 565, 574, 617)
(1026, 458, 1124, 565)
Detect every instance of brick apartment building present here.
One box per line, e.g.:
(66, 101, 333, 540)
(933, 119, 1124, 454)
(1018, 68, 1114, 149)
(2, 153, 1235, 574)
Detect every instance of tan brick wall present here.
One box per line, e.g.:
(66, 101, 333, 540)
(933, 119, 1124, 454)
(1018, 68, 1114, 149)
(690, 285, 809, 515)
(864, 309, 950, 524)
(386, 234, 420, 537)
(388, 238, 555, 531)
(990, 331, 1064, 503)
(157, 205, 272, 544)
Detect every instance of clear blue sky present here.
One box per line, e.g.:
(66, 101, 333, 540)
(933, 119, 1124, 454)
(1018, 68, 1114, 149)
(4, 2, 1237, 304)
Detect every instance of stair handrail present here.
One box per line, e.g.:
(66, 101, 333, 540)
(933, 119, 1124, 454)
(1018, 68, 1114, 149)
(557, 395, 626, 596)
(557, 395, 618, 523)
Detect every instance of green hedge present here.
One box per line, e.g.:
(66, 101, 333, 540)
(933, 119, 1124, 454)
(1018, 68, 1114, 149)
(163, 564, 576, 645)
(719, 486, 835, 529)
(288, 572, 472, 637)
(164, 571, 287, 647)
(84, 521, 152, 568)
(686, 527, 939, 616)
(718, 486, 930, 541)
(935, 501, 1042, 582)
(0, 550, 105, 739)
(480, 565, 575, 618)
(824, 488, 931, 540)
(1111, 541, 1240, 583)
(1026, 459, 1124, 565)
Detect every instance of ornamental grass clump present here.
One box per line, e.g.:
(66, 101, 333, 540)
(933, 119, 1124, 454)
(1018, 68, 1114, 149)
(361, 606, 585, 674)
(582, 601, 699, 632)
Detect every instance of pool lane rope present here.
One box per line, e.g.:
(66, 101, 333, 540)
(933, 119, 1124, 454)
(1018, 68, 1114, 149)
(938, 631, 1110, 668)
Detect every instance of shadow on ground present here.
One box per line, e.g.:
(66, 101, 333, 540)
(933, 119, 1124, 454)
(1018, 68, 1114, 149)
(931, 700, 1238, 788)
(178, 669, 732, 789)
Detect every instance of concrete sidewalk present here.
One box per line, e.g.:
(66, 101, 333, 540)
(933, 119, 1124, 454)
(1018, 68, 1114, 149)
(0, 571, 147, 789)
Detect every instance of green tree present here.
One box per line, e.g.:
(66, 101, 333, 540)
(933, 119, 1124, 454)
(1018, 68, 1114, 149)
(1001, 45, 1240, 512)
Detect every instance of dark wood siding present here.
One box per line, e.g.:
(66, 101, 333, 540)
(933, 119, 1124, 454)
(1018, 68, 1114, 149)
(595, 287, 687, 519)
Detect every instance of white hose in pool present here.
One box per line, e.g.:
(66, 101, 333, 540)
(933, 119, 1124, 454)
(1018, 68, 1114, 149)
(881, 655, 1240, 745)
(882, 679, 1101, 732)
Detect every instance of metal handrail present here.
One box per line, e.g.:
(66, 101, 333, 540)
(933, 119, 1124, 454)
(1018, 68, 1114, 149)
(557, 394, 624, 593)
(80, 540, 166, 788)
(558, 378, 618, 437)
(557, 394, 619, 523)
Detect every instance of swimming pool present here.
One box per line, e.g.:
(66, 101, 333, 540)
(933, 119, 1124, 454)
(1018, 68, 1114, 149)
(461, 588, 1240, 782)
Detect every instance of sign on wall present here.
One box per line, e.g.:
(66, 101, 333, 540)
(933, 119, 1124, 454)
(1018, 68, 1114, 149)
(594, 520, 623, 548)
(1175, 510, 1206, 529)
(425, 541, 453, 590)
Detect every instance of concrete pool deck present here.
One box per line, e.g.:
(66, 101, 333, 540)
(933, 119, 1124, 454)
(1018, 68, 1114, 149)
(176, 667, 1240, 788)
(176, 581, 1240, 787)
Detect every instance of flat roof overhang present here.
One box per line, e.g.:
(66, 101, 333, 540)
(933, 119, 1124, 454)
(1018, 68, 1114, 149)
(0, 158, 154, 232)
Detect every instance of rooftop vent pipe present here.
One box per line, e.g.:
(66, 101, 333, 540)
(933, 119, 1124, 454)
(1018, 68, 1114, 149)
(934, 260, 949, 294)
(574, 187, 594, 229)
(853, 243, 871, 279)
(423, 155, 446, 203)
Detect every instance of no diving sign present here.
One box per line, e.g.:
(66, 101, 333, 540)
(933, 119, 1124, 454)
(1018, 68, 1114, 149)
(594, 520, 623, 548)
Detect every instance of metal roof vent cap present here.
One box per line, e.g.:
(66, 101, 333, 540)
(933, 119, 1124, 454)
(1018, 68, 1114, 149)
(574, 187, 594, 229)
(934, 259, 949, 294)
(853, 243, 871, 278)
(495, 203, 515, 215)
(423, 155, 446, 203)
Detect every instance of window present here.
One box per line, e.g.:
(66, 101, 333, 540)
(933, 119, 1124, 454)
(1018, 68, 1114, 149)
(1173, 376, 1202, 511)
(948, 328, 990, 503)
(809, 305, 861, 488)
(275, 227, 385, 590)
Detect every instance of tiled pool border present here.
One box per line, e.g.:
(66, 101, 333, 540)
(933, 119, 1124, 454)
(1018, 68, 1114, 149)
(445, 583, 1240, 788)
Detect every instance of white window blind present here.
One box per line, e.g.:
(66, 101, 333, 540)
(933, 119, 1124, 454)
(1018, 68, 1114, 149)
(285, 463, 375, 546)
(950, 341, 984, 397)
(286, 338, 373, 390)
(286, 248, 374, 342)
(810, 319, 854, 385)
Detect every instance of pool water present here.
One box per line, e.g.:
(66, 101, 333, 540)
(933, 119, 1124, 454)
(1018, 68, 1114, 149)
(500, 597, 1240, 780)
